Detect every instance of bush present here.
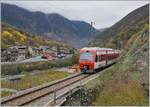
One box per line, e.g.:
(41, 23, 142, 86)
(1, 55, 78, 76)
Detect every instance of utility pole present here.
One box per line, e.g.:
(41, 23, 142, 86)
(91, 21, 94, 27)
(90, 21, 95, 37)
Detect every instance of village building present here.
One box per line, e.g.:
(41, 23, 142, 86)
(28, 46, 42, 57)
(1, 44, 75, 62)
(16, 45, 28, 61)
(1, 45, 28, 62)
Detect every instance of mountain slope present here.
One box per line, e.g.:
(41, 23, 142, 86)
(90, 4, 149, 49)
(93, 25, 149, 105)
(89, 4, 149, 105)
(1, 23, 71, 49)
(71, 4, 148, 106)
(1, 3, 97, 48)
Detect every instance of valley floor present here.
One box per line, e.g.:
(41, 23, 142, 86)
(1, 70, 72, 97)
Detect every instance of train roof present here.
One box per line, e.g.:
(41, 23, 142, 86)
(81, 47, 114, 51)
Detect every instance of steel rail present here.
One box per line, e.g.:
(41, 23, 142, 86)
(1, 73, 90, 106)
(21, 74, 90, 106)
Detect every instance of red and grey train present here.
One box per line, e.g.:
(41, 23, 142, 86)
(79, 47, 121, 73)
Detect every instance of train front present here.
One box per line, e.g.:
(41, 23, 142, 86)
(79, 50, 95, 73)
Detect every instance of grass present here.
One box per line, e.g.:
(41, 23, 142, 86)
(85, 26, 149, 106)
(1, 70, 71, 97)
(1, 54, 78, 76)
(93, 81, 148, 106)
(1, 91, 15, 98)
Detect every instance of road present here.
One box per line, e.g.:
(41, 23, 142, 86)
(2, 54, 73, 65)
(1, 55, 48, 65)
(21, 55, 48, 63)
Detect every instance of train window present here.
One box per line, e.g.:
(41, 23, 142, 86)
(101, 55, 105, 61)
(103, 55, 106, 61)
(99, 56, 101, 61)
(80, 52, 94, 61)
(96, 55, 101, 62)
(100, 55, 103, 61)
(99, 55, 101, 61)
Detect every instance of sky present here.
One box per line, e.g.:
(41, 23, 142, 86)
(2, 1, 149, 29)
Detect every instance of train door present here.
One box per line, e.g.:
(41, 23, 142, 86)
(94, 53, 99, 69)
(105, 50, 108, 66)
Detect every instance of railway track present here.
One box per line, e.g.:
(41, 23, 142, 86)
(1, 73, 90, 106)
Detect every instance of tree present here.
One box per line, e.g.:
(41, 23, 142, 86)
(2, 31, 12, 38)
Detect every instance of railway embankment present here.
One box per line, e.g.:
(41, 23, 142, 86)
(92, 33, 148, 106)
(1, 54, 78, 98)
(1, 70, 72, 97)
(63, 24, 149, 106)
(62, 77, 102, 106)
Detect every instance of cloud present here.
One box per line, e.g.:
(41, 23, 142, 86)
(1, 1, 149, 29)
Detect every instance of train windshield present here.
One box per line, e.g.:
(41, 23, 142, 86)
(80, 52, 94, 61)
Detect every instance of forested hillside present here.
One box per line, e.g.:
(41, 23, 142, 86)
(1, 23, 71, 49)
(1, 3, 97, 48)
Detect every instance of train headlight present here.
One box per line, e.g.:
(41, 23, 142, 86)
(83, 65, 88, 70)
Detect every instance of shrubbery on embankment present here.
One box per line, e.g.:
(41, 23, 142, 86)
(63, 22, 149, 106)
(89, 27, 149, 106)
